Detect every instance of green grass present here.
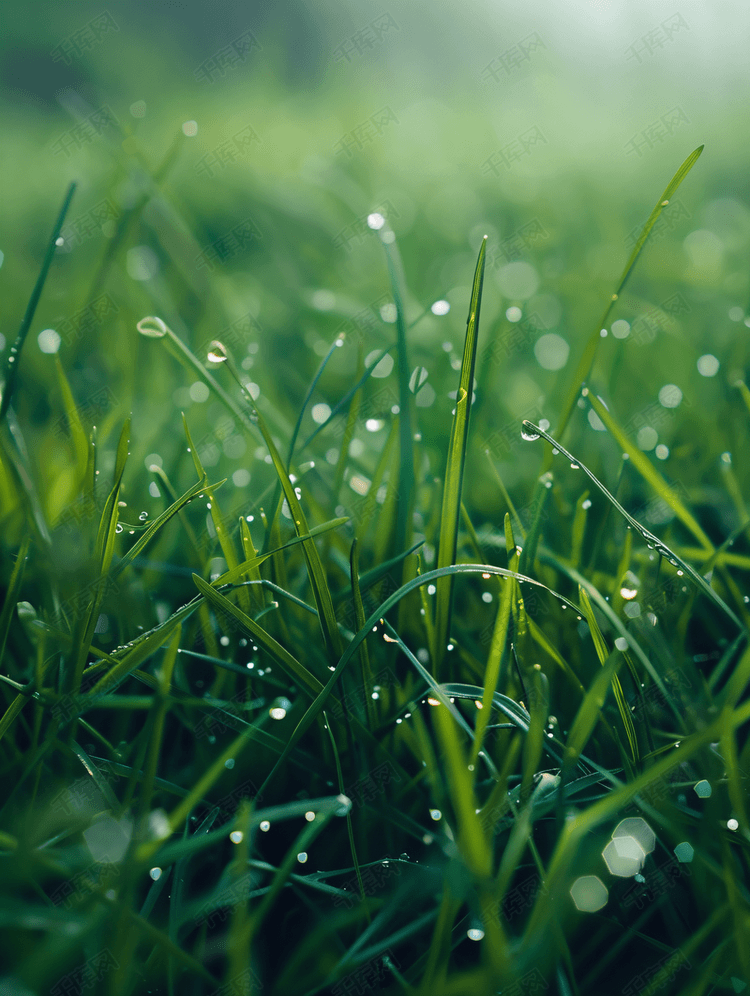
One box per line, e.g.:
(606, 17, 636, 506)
(1, 134, 750, 996)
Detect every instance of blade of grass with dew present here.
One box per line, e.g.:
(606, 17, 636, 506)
(551, 146, 704, 453)
(0, 537, 30, 670)
(136, 316, 260, 448)
(191, 574, 330, 699)
(180, 413, 250, 614)
(349, 538, 376, 730)
(433, 237, 488, 679)
(470, 565, 513, 766)
(239, 517, 266, 613)
(522, 418, 744, 631)
(69, 418, 130, 695)
(431, 687, 492, 877)
(232, 373, 343, 661)
(88, 516, 349, 694)
(256, 563, 583, 798)
(380, 229, 414, 562)
(110, 473, 217, 582)
(579, 587, 639, 765)
(0, 182, 76, 424)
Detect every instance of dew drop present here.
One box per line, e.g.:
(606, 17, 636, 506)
(207, 340, 228, 363)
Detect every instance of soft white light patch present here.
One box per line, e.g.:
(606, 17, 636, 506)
(497, 261, 539, 299)
(534, 334, 569, 371)
(697, 354, 719, 377)
(38, 329, 61, 354)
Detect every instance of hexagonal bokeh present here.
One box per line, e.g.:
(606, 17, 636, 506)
(603, 836, 646, 877)
(570, 875, 608, 912)
(694, 779, 712, 798)
(674, 842, 694, 863)
(612, 817, 655, 854)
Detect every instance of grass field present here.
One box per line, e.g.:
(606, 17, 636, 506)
(2, 8, 750, 994)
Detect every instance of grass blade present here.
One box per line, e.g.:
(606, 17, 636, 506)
(433, 236, 488, 678)
(552, 146, 704, 451)
(522, 418, 744, 631)
(0, 182, 76, 424)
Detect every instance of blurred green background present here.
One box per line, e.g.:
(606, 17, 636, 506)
(2, 0, 750, 601)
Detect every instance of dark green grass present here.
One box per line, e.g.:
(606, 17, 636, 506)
(1, 137, 750, 996)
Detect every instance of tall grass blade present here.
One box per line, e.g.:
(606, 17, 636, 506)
(433, 237, 488, 677)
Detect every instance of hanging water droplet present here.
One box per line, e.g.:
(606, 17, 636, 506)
(115, 524, 123, 533)
(260, 820, 270, 832)
(207, 340, 228, 363)
(521, 422, 540, 442)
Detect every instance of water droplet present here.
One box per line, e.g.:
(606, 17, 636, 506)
(149, 867, 162, 880)
(137, 316, 168, 338)
(115, 524, 123, 534)
(467, 928, 485, 941)
(430, 809, 442, 821)
(297, 851, 308, 863)
(582, 499, 592, 510)
(139, 512, 148, 521)
(207, 340, 228, 363)
(570, 463, 579, 470)
(230, 830, 243, 843)
(260, 820, 270, 832)
(521, 423, 540, 442)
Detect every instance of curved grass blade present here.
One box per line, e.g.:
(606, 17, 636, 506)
(433, 236, 488, 677)
(110, 473, 216, 581)
(522, 418, 744, 632)
(552, 146, 704, 452)
(0, 182, 76, 424)
(257, 562, 582, 797)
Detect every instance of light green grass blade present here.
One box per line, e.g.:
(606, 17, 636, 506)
(53, 354, 89, 488)
(0, 183, 76, 424)
(579, 587, 639, 764)
(522, 418, 744, 631)
(552, 146, 704, 449)
(433, 237, 488, 677)
(584, 390, 713, 550)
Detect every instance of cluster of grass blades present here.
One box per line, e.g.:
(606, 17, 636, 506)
(2, 143, 750, 996)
